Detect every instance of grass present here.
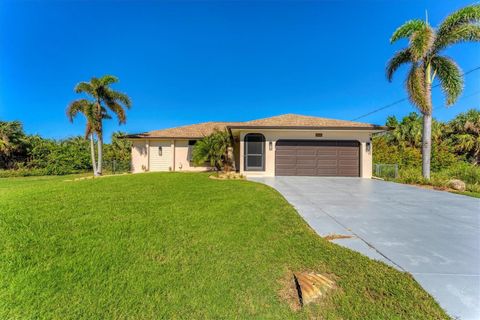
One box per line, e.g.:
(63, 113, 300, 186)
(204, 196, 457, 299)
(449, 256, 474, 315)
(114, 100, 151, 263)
(452, 190, 480, 198)
(0, 173, 448, 319)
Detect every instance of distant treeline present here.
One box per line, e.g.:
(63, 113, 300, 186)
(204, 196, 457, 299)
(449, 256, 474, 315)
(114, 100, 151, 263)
(373, 109, 480, 169)
(0, 121, 131, 176)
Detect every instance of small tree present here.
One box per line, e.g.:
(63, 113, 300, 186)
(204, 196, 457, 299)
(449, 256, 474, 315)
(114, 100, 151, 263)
(192, 130, 232, 172)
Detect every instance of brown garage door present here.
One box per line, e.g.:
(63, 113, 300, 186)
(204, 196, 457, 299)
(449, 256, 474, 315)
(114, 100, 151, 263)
(275, 140, 360, 177)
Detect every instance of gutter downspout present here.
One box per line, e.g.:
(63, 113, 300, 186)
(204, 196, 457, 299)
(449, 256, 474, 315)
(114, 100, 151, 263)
(146, 139, 150, 171)
(172, 140, 176, 171)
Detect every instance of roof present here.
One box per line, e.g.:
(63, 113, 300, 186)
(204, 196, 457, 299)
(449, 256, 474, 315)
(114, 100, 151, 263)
(227, 114, 386, 130)
(126, 114, 387, 139)
(125, 122, 239, 139)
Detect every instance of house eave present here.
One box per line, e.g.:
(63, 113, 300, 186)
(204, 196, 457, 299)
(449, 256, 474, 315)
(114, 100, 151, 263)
(124, 135, 204, 140)
(227, 125, 389, 132)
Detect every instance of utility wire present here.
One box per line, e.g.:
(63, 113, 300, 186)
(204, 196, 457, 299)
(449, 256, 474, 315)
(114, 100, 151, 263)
(351, 66, 480, 121)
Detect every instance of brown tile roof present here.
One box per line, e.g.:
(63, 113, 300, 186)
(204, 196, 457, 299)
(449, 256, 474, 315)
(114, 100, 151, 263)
(126, 122, 239, 139)
(228, 114, 385, 129)
(126, 114, 386, 139)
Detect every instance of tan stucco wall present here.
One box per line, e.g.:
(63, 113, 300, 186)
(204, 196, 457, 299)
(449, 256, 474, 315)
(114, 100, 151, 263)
(130, 139, 209, 173)
(131, 140, 149, 173)
(238, 130, 373, 178)
(174, 140, 209, 172)
(149, 140, 173, 171)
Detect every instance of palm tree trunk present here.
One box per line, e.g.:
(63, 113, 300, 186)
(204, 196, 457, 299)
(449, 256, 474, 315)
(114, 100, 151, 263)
(422, 62, 433, 180)
(95, 100, 103, 176)
(97, 132, 103, 175)
(422, 113, 432, 179)
(90, 133, 98, 175)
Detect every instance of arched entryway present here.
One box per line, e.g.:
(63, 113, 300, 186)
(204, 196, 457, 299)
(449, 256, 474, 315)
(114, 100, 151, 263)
(244, 133, 265, 171)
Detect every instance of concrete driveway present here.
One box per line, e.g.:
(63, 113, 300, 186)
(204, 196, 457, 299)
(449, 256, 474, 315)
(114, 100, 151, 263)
(250, 176, 480, 320)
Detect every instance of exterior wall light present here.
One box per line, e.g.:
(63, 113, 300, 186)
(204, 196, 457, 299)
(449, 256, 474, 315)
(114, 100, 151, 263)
(366, 142, 371, 152)
(158, 146, 163, 156)
(269, 141, 273, 151)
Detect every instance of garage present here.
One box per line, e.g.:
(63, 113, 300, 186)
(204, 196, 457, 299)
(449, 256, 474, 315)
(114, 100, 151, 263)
(275, 140, 360, 177)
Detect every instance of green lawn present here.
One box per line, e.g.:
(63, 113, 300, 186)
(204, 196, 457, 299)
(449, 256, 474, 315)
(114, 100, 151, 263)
(0, 173, 448, 319)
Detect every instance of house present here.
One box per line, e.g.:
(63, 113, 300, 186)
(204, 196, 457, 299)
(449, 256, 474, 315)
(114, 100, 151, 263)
(125, 114, 387, 178)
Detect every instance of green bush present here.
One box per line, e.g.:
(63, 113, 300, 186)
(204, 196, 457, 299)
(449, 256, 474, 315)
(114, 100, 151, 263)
(389, 163, 480, 197)
(395, 167, 427, 184)
(431, 142, 458, 171)
(467, 183, 480, 193)
(434, 162, 480, 185)
(0, 168, 48, 178)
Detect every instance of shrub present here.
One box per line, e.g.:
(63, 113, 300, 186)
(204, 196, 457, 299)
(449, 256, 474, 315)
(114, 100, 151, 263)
(0, 168, 48, 178)
(434, 162, 480, 185)
(390, 163, 480, 196)
(192, 130, 232, 171)
(395, 167, 427, 185)
(431, 142, 458, 171)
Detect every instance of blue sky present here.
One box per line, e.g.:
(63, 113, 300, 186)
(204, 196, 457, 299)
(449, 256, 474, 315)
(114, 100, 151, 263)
(1, 0, 479, 142)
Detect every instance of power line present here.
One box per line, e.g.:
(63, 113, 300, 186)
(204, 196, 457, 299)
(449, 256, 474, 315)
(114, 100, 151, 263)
(351, 66, 480, 121)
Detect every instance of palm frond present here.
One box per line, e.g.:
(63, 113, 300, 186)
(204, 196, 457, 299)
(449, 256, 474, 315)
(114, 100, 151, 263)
(406, 64, 429, 113)
(90, 77, 101, 88)
(74, 82, 94, 95)
(85, 122, 93, 139)
(409, 25, 435, 61)
(105, 89, 132, 108)
(386, 49, 412, 81)
(105, 101, 127, 124)
(390, 20, 426, 43)
(434, 24, 480, 51)
(66, 99, 90, 122)
(437, 4, 480, 41)
(100, 75, 119, 86)
(430, 56, 464, 105)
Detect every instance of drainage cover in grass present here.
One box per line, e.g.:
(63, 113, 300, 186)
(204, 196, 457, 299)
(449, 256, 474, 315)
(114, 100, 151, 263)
(294, 272, 336, 306)
(323, 234, 353, 241)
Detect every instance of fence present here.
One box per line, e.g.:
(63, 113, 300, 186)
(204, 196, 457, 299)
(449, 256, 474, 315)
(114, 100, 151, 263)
(373, 163, 399, 179)
(103, 159, 131, 174)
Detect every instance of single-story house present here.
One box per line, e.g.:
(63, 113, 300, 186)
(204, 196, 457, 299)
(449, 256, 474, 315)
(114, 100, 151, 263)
(125, 114, 387, 178)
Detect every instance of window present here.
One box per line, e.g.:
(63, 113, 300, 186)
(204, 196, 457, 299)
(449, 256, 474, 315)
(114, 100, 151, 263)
(187, 140, 197, 161)
(244, 133, 265, 171)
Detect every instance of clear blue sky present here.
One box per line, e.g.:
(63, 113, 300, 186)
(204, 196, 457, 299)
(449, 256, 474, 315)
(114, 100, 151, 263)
(1, 0, 479, 142)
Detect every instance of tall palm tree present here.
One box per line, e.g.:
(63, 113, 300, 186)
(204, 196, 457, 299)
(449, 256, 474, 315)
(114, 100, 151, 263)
(386, 5, 480, 179)
(71, 75, 131, 175)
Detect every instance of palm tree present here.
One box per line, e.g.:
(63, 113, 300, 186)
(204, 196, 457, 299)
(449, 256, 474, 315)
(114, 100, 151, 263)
(192, 130, 232, 172)
(0, 121, 25, 168)
(386, 5, 480, 179)
(70, 75, 131, 175)
(66, 99, 108, 175)
(0, 121, 23, 156)
(449, 109, 480, 163)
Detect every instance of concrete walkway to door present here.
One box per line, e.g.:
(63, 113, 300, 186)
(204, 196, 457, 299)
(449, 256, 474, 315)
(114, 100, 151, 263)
(250, 176, 480, 320)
